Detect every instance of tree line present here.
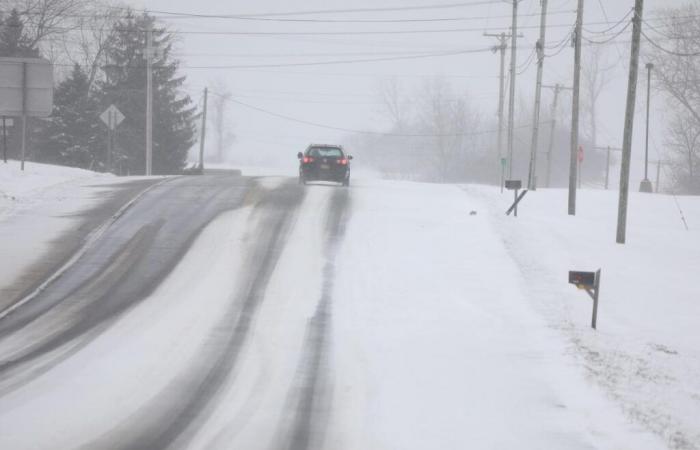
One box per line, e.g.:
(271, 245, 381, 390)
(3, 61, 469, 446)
(0, 1, 197, 175)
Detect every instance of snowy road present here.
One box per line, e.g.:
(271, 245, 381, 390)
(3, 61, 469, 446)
(0, 175, 671, 449)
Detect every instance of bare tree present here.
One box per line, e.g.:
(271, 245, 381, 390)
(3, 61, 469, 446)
(581, 45, 616, 149)
(63, 3, 122, 89)
(417, 78, 480, 182)
(666, 111, 700, 193)
(377, 77, 411, 130)
(647, 3, 700, 193)
(8, 0, 85, 49)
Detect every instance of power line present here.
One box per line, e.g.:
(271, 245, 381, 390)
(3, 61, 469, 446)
(641, 29, 700, 57)
(208, 89, 535, 137)
(106, 1, 502, 19)
(583, 19, 633, 45)
(48, 46, 496, 70)
(583, 7, 633, 35)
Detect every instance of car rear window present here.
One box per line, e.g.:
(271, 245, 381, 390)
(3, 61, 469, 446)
(308, 147, 343, 158)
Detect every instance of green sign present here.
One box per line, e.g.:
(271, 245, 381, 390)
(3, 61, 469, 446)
(500, 157, 507, 167)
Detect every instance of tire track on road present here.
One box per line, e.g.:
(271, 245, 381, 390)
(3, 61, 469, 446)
(82, 181, 306, 450)
(282, 187, 351, 450)
(0, 174, 250, 393)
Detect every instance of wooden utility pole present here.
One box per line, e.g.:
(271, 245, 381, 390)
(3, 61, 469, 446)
(485, 31, 522, 191)
(20, 62, 27, 171)
(569, 0, 584, 215)
(542, 84, 572, 188)
(198, 88, 208, 171)
(617, 0, 645, 244)
(145, 28, 153, 176)
(527, 0, 549, 190)
(507, 0, 520, 179)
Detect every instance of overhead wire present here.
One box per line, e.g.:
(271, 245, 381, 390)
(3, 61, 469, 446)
(641, 29, 700, 57)
(206, 90, 534, 137)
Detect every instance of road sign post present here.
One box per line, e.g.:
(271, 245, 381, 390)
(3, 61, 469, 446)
(568, 269, 602, 329)
(0, 57, 53, 170)
(100, 105, 125, 172)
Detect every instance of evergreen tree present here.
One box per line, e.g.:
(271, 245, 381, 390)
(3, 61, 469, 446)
(35, 65, 103, 169)
(99, 13, 197, 175)
(0, 9, 39, 57)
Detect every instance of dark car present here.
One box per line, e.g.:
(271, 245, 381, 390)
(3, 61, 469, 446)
(297, 144, 353, 186)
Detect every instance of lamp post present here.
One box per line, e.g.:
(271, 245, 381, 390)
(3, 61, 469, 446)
(640, 62, 654, 193)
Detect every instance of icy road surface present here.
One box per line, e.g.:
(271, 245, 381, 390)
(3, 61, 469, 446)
(0, 175, 671, 449)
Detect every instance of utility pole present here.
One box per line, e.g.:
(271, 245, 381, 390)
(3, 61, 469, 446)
(507, 0, 520, 179)
(640, 62, 654, 192)
(542, 84, 572, 188)
(617, 0, 645, 244)
(568, 0, 584, 215)
(198, 87, 208, 171)
(2, 117, 7, 164)
(527, 0, 549, 190)
(485, 31, 522, 191)
(655, 160, 662, 193)
(145, 27, 153, 176)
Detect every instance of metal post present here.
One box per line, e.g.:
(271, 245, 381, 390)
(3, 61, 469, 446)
(617, 0, 645, 244)
(514, 188, 519, 217)
(145, 28, 153, 176)
(569, 0, 584, 215)
(199, 87, 208, 171)
(528, 0, 549, 191)
(656, 160, 661, 193)
(640, 62, 654, 192)
(507, 0, 519, 179)
(591, 269, 601, 329)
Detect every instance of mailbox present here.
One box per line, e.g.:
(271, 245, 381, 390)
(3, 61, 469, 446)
(505, 179, 522, 190)
(569, 271, 596, 288)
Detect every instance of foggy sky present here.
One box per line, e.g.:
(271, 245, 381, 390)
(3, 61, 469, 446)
(130, 0, 688, 180)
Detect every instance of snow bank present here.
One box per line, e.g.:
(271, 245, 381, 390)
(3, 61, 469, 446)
(467, 184, 700, 448)
(0, 160, 140, 311)
(0, 160, 110, 202)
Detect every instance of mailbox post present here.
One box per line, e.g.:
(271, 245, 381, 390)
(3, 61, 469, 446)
(505, 179, 527, 217)
(568, 269, 601, 329)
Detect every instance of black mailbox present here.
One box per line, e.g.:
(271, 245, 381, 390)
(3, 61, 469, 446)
(569, 271, 596, 288)
(505, 180, 522, 190)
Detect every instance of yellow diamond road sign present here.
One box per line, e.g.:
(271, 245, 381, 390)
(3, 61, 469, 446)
(100, 104, 125, 130)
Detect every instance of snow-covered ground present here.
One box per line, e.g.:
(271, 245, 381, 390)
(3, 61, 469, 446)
(0, 166, 697, 448)
(0, 160, 158, 311)
(467, 184, 700, 449)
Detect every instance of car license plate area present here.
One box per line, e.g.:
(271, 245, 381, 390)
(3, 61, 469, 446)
(320, 163, 330, 170)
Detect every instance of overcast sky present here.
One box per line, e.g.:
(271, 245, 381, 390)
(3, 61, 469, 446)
(128, 0, 689, 177)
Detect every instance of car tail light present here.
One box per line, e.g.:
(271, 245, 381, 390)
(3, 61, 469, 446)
(338, 158, 348, 165)
(303, 156, 314, 164)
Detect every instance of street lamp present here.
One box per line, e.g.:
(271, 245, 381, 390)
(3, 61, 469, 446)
(640, 62, 654, 193)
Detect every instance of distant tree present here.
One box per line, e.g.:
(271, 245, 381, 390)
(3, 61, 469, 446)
(99, 12, 197, 174)
(0, 9, 39, 57)
(34, 64, 102, 168)
(646, 2, 700, 194)
(581, 45, 615, 150)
